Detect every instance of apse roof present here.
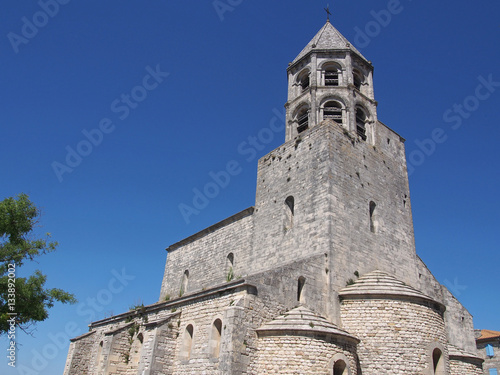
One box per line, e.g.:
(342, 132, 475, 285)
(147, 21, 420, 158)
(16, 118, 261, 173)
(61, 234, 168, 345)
(339, 270, 441, 307)
(257, 305, 358, 342)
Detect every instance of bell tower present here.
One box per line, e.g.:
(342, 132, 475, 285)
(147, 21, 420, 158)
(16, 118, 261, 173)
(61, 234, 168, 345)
(285, 20, 378, 144)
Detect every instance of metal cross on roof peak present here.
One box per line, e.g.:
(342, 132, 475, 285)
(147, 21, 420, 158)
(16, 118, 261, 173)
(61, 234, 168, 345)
(324, 4, 332, 22)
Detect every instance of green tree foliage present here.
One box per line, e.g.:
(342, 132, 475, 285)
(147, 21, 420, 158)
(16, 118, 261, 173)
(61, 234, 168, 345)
(0, 193, 76, 335)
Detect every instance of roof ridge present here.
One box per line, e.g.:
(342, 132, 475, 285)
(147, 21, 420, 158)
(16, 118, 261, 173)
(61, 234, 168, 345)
(313, 22, 329, 47)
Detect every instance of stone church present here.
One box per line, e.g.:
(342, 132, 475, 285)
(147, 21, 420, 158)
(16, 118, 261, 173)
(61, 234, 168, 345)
(64, 20, 484, 374)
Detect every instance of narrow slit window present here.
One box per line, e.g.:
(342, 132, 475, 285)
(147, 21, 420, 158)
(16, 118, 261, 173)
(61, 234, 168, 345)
(226, 253, 234, 282)
(284, 196, 294, 230)
(180, 270, 189, 297)
(209, 319, 222, 358)
(369, 201, 378, 233)
(297, 276, 305, 302)
(181, 325, 194, 360)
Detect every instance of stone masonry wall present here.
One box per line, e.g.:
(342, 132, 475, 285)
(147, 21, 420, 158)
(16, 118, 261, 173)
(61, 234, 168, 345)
(251, 122, 338, 276)
(415, 256, 478, 355)
(340, 297, 448, 375)
(147, 322, 179, 374)
(66, 332, 95, 374)
(170, 288, 252, 374)
(105, 325, 136, 375)
(322, 120, 420, 293)
(245, 120, 421, 311)
(255, 333, 358, 374)
(63, 341, 75, 375)
(245, 253, 328, 320)
(159, 212, 253, 302)
(450, 358, 483, 375)
(442, 286, 478, 354)
(67, 304, 178, 374)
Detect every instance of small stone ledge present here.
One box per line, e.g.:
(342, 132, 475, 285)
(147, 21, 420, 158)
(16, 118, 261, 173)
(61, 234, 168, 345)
(70, 330, 96, 342)
(166, 207, 254, 253)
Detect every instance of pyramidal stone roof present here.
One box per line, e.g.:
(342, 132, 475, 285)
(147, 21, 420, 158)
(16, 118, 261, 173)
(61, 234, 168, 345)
(256, 305, 358, 342)
(292, 21, 369, 65)
(339, 270, 441, 306)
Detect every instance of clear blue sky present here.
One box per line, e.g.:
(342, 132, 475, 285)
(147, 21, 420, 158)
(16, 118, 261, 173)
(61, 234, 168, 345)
(1, 1, 499, 373)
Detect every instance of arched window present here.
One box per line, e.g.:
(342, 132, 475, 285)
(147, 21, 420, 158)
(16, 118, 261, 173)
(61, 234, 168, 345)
(323, 101, 343, 124)
(226, 253, 234, 282)
(333, 359, 348, 375)
(284, 196, 294, 231)
(356, 108, 367, 141)
(325, 67, 340, 86)
(296, 107, 309, 134)
(298, 70, 310, 92)
(432, 348, 445, 375)
(297, 276, 305, 302)
(369, 201, 378, 233)
(209, 319, 223, 358)
(353, 69, 363, 90)
(180, 270, 189, 297)
(181, 325, 194, 360)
